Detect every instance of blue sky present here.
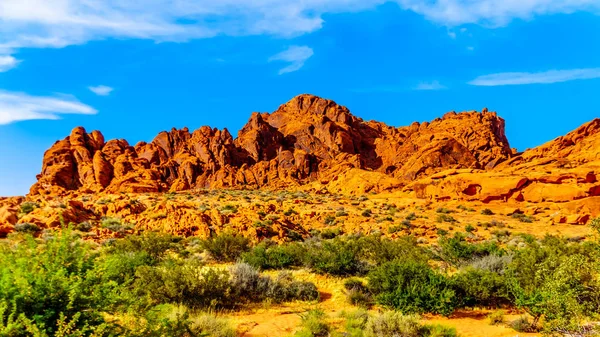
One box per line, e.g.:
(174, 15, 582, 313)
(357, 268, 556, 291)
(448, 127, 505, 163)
(0, 0, 599, 196)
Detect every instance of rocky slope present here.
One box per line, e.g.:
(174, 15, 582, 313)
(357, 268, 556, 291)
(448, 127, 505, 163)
(30, 94, 512, 196)
(2, 94, 599, 237)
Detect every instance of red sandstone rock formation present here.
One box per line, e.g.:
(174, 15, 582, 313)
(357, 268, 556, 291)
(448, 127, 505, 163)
(30, 94, 513, 196)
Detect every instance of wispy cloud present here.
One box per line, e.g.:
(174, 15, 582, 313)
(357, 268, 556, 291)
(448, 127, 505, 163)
(0, 90, 96, 125)
(398, 0, 600, 27)
(0, 1, 597, 54)
(0, 55, 20, 72)
(88, 85, 114, 96)
(469, 68, 600, 86)
(414, 80, 447, 90)
(269, 46, 314, 74)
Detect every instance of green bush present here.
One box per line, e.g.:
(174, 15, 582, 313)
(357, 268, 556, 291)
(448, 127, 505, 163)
(364, 312, 422, 337)
(511, 213, 534, 223)
(344, 278, 372, 308)
(453, 267, 509, 308)
(481, 209, 494, 215)
(509, 316, 534, 332)
(242, 241, 305, 270)
(0, 229, 117, 335)
(19, 201, 39, 215)
(505, 236, 600, 331)
(437, 233, 504, 266)
(135, 259, 233, 309)
(368, 260, 457, 316)
(436, 214, 457, 223)
(303, 238, 366, 276)
(294, 309, 331, 337)
(422, 324, 458, 337)
(13, 222, 40, 233)
(487, 310, 505, 325)
(201, 232, 250, 262)
(101, 217, 132, 233)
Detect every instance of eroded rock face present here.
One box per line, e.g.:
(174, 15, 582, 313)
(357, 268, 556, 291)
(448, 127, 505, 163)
(30, 94, 514, 196)
(406, 118, 600, 207)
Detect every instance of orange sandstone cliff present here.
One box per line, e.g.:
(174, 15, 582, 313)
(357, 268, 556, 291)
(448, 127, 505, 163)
(0, 94, 598, 238)
(30, 94, 513, 196)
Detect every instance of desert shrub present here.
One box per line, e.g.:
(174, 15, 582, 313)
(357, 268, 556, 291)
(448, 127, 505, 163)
(76, 221, 93, 232)
(406, 212, 417, 220)
(303, 238, 366, 276)
(468, 254, 513, 274)
(437, 233, 504, 266)
(464, 224, 475, 233)
(436, 208, 453, 214)
(453, 267, 509, 308)
(357, 235, 429, 267)
(268, 271, 319, 302)
(509, 316, 535, 332)
(364, 312, 422, 337)
(505, 236, 600, 331)
(436, 214, 456, 223)
(135, 259, 233, 309)
(344, 278, 372, 307)
(244, 235, 428, 276)
(109, 231, 182, 261)
(242, 241, 305, 270)
(511, 213, 534, 223)
(346, 288, 372, 308)
(229, 263, 318, 304)
(368, 260, 457, 316)
(319, 228, 343, 239)
(229, 262, 272, 302)
(437, 229, 449, 237)
(0, 229, 117, 335)
(487, 310, 505, 325)
(219, 204, 238, 214)
(323, 215, 336, 225)
(127, 305, 225, 337)
(201, 232, 250, 262)
(294, 309, 331, 337)
(101, 217, 132, 233)
(341, 309, 369, 337)
(421, 324, 458, 337)
(344, 278, 368, 292)
(19, 201, 39, 214)
(481, 208, 494, 215)
(361, 209, 372, 217)
(336, 210, 349, 217)
(13, 222, 40, 233)
(191, 313, 237, 337)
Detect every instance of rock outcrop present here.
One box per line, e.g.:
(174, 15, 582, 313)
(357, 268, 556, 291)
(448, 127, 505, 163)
(406, 117, 600, 223)
(30, 94, 512, 196)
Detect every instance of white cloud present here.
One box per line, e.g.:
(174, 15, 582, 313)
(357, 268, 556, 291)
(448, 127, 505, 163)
(269, 45, 314, 74)
(0, 55, 20, 72)
(469, 68, 600, 86)
(88, 85, 114, 96)
(0, 0, 597, 54)
(414, 80, 447, 90)
(397, 0, 600, 27)
(0, 90, 97, 125)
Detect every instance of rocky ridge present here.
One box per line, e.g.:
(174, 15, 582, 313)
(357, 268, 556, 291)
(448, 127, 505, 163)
(30, 94, 513, 196)
(1, 94, 599, 237)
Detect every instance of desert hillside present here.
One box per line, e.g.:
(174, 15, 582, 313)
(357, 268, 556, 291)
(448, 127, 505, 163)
(1, 94, 600, 337)
(2, 94, 599, 237)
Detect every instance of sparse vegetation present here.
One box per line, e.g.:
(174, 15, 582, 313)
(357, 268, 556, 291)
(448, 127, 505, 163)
(2, 189, 600, 336)
(201, 231, 250, 262)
